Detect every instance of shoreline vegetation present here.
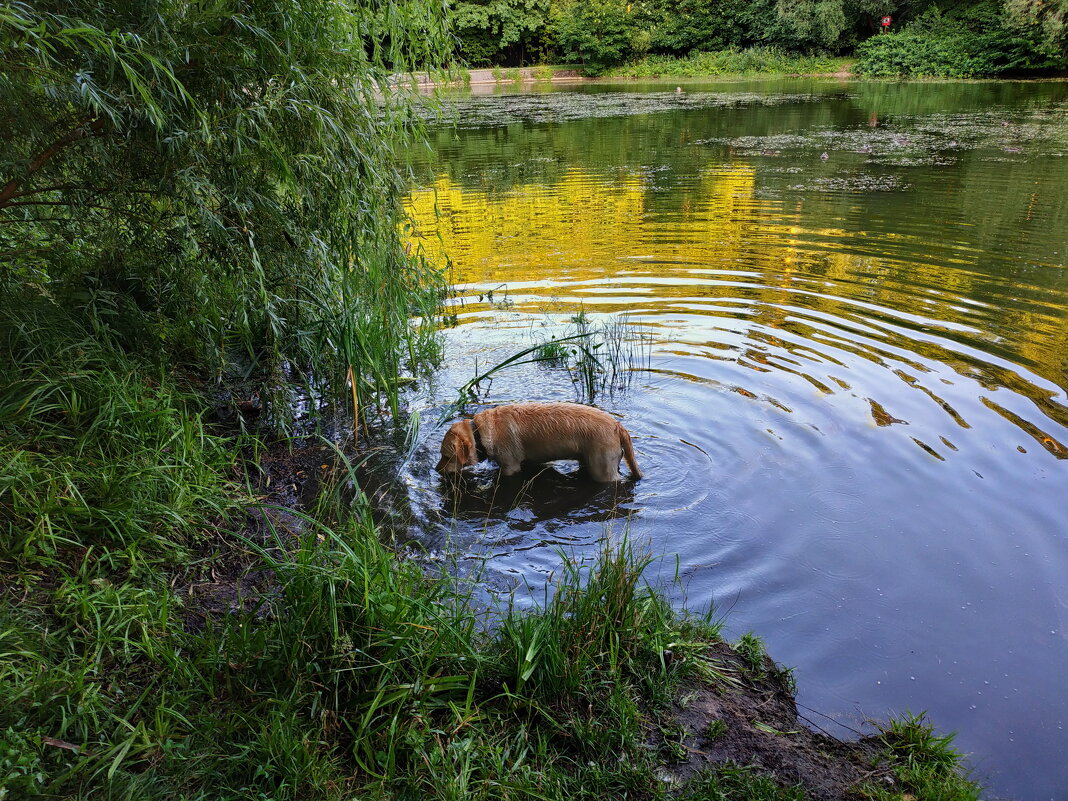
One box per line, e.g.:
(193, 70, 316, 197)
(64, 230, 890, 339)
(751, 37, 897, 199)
(2, 3, 984, 800)
(418, 46, 1068, 90)
(451, 0, 1067, 79)
(414, 51, 855, 89)
(602, 51, 852, 79)
(2, 421, 985, 801)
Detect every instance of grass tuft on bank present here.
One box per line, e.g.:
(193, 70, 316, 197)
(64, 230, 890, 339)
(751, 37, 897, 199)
(859, 713, 981, 801)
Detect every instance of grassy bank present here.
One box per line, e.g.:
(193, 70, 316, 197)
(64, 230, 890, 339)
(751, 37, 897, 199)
(601, 49, 850, 79)
(457, 48, 851, 84)
(0, 314, 981, 798)
(1, 447, 983, 800)
(0, 193, 981, 801)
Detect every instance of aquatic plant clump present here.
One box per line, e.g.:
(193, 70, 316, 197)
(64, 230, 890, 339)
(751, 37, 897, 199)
(533, 312, 652, 403)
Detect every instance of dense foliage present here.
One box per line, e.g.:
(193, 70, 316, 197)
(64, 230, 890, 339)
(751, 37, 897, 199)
(452, 0, 554, 65)
(855, 1, 1065, 76)
(1007, 0, 1068, 58)
(1, 0, 449, 427)
(553, 0, 647, 74)
(452, 0, 1068, 75)
(0, 0, 454, 789)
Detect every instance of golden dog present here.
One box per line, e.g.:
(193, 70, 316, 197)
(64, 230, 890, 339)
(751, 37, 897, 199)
(436, 403, 642, 482)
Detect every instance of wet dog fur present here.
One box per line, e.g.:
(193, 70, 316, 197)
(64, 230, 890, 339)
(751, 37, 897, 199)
(436, 402, 641, 482)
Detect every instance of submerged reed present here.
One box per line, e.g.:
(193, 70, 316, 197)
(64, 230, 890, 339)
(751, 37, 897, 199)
(533, 311, 651, 403)
(441, 310, 650, 418)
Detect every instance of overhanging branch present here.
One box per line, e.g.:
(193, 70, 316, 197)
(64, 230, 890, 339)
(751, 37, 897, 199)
(0, 118, 106, 209)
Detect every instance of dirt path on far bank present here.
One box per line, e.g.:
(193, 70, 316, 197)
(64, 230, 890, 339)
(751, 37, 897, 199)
(826, 61, 855, 79)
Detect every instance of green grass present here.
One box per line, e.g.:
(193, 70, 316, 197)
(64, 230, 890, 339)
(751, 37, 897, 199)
(859, 713, 982, 801)
(703, 719, 728, 742)
(0, 489, 987, 801)
(604, 48, 849, 79)
(0, 511, 699, 799)
(0, 294, 238, 566)
(682, 763, 807, 801)
(733, 632, 769, 680)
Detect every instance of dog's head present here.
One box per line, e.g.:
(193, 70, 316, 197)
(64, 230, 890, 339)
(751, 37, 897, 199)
(436, 419, 477, 475)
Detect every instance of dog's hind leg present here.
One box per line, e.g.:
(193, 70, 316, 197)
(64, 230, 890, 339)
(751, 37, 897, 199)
(586, 448, 624, 483)
(497, 458, 522, 477)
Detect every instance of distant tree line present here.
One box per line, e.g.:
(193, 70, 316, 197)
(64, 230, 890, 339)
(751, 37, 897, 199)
(451, 0, 1068, 75)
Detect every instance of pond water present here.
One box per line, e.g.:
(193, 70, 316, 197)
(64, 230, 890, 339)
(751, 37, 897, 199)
(400, 78, 1068, 799)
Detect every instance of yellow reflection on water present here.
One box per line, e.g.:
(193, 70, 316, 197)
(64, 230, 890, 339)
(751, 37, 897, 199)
(405, 161, 1068, 452)
(404, 165, 766, 297)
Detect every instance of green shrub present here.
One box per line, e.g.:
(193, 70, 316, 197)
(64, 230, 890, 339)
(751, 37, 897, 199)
(854, 4, 1066, 77)
(553, 0, 642, 75)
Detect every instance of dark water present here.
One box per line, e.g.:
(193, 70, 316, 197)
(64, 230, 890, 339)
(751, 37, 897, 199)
(401, 78, 1068, 800)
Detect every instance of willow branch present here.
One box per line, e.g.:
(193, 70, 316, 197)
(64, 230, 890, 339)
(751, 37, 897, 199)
(0, 118, 106, 209)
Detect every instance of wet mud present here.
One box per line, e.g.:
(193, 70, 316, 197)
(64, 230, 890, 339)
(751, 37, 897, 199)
(653, 645, 894, 799)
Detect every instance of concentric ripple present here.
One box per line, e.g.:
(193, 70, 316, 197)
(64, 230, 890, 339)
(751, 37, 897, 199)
(402, 79, 1068, 801)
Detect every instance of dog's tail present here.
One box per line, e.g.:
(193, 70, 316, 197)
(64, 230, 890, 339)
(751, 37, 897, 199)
(619, 425, 642, 479)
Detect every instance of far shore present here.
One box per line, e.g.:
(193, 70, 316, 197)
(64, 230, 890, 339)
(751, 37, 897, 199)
(406, 62, 1068, 91)
(406, 63, 857, 91)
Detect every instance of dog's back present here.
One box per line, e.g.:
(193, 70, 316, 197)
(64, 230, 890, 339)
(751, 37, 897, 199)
(478, 403, 640, 481)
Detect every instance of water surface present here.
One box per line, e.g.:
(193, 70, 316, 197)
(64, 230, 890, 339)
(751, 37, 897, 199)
(402, 78, 1068, 800)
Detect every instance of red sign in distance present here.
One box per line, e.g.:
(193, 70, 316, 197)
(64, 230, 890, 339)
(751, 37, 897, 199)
(881, 15, 892, 27)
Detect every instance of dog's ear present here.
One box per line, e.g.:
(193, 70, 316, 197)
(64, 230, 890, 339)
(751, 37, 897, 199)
(460, 421, 477, 465)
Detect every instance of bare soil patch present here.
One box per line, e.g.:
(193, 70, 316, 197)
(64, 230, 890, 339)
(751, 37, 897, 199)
(652, 645, 895, 799)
